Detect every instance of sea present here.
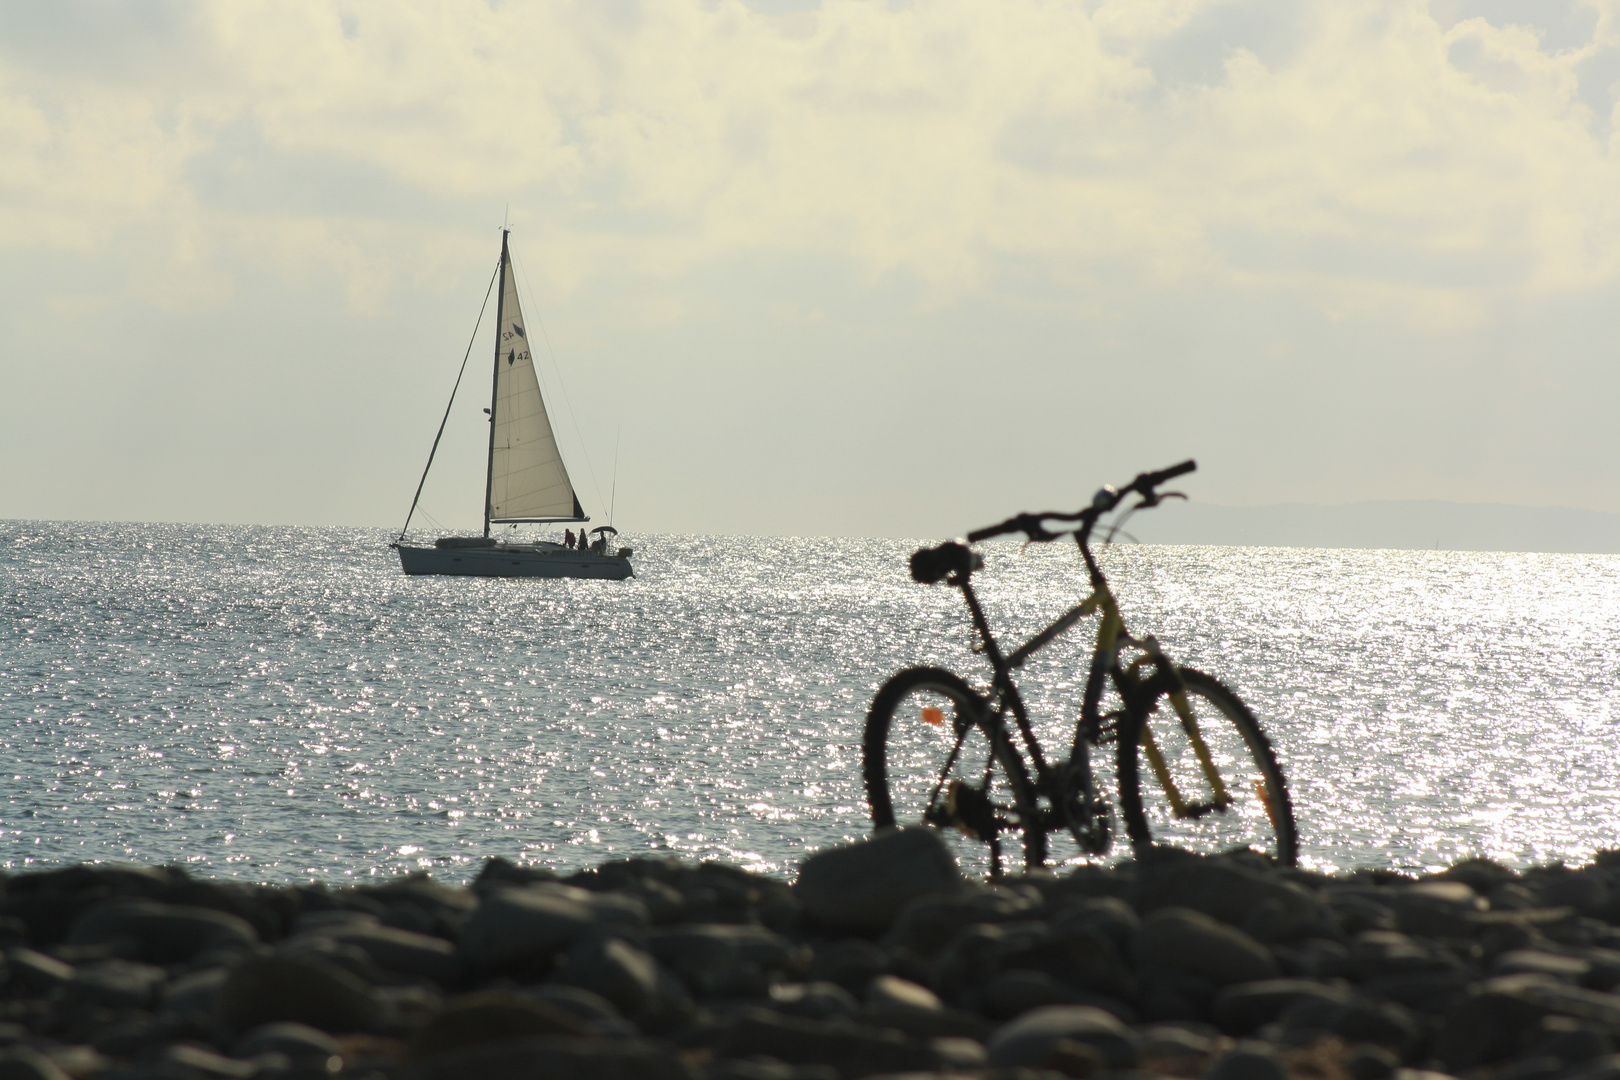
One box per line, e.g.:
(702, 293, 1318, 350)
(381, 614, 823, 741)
(4, 521, 1620, 884)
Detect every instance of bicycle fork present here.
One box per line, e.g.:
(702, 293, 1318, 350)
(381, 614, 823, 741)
(1088, 592, 1245, 827)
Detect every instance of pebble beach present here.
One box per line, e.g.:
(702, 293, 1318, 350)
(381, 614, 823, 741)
(3, 830, 1620, 1079)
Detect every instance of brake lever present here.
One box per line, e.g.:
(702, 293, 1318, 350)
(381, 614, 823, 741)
(1131, 490, 1189, 510)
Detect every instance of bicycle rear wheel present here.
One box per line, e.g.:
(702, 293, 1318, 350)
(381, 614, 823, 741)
(1116, 667, 1297, 866)
(863, 666, 1046, 875)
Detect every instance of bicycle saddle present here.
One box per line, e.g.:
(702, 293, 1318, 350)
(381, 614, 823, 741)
(910, 541, 980, 584)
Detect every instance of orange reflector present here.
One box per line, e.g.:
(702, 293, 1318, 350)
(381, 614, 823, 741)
(1256, 779, 1281, 834)
(921, 706, 945, 726)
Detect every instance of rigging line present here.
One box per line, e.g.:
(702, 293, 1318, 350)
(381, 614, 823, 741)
(395, 252, 502, 542)
(509, 247, 608, 517)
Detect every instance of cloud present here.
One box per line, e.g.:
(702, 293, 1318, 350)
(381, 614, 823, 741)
(3, 0, 1619, 531)
(2, 0, 1616, 314)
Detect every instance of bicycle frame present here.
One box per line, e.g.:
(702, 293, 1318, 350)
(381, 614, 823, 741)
(943, 534, 1230, 852)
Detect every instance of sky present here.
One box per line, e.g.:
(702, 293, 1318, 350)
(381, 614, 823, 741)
(2, 0, 1618, 539)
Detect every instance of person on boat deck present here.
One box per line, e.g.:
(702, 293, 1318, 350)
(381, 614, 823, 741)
(564, 529, 574, 549)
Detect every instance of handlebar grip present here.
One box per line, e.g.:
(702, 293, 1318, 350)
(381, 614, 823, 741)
(1142, 459, 1196, 488)
(910, 541, 976, 585)
(966, 520, 1017, 543)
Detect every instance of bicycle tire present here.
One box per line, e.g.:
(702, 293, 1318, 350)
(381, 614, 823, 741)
(863, 666, 1047, 874)
(1116, 666, 1298, 866)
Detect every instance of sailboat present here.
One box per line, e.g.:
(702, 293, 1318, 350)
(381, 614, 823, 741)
(392, 230, 633, 580)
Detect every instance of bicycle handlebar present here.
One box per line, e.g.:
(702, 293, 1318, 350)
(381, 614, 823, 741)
(964, 460, 1196, 544)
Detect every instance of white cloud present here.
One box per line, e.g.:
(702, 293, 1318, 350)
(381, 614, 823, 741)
(2, 0, 1619, 530)
(4, 0, 1617, 308)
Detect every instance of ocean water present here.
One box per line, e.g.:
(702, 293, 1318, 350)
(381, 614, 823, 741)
(4, 521, 1619, 883)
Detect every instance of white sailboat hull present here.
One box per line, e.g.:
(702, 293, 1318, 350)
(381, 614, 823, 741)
(396, 543, 633, 580)
(395, 231, 634, 582)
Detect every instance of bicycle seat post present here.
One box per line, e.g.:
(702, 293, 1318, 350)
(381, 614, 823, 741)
(955, 573, 1007, 672)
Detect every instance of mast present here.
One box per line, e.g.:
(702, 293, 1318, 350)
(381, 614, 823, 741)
(483, 229, 509, 538)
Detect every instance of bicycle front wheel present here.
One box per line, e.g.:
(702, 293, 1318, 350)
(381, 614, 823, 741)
(1117, 667, 1297, 866)
(863, 666, 1046, 876)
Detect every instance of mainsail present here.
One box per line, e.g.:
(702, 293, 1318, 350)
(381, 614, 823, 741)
(486, 235, 585, 525)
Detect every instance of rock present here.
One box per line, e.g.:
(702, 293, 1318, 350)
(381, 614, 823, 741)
(219, 955, 383, 1034)
(65, 958, 166, 1009)
(1531, 868, 1612, 915)
(1347, 930, 1462, 980)
(522, 984, 639, 1037)
(651, 923, 806, 997)
(1132, 855, 1320, 928)
(707, 1062, 835, 1080)
(279, 934, 385, 984)
(616, 879, 686, 925)
(858, 974, 995, 1040)
(158, 1044, 257, 1079)
(67, 900, 259, 963)
(985, 1004, 1139, 1069)
(984, 968, 1091, 1020)
(401, 1035, 693, 1080)
(551, 936, 660, 1014)
(410, 991, 592, 1059)
(1343, 1043, 1400, 1080)
(1495, 949, 1592, 983)
(1205, 1041, 1289, 1080)
(883, 886, 1042, 957)
(1040, 1038, 1106, 1076)
(473, 856, 561, 893)
(458, 885, 647, 976)
(718, 1007, 942, 1078)
(233, 1020, 342, 1062)
(931, 1035, 988, 1071)
(1138, 966, 1217, 1022)
(0, 1048, 71, 1080)
(1492, 1057, 1564, 1080)
(296, 909, 378, 934)
(322, 922, 460, 985)
(159, 966, 229, 1027)
(1135, 1021, 1216, 1059)
(637, 968, 698, 1036)
(865, 973, 940, 1012)
(1278, 994, 1420, 1052)
(1272, 937, 1351, 979)
(1391, 881, 1487, 939)
(1242, 894, 1342, 944)
(1211, 978, 1350, 1034)
(769, 981, 861, 1020)
(1433, 975, 1557, 1069)
(1134, 908, 1280, 986)
(677, 862, 801, 931)
(795, 828, 963, 933)
(1435, 858, 1517, 896)
(1523, 1015, 1613, 1063)
(3, 949, 73, 993)
(1324, 890, 1399, 935)
(806, 938, 888, 994)
(860, 999, 995, 1042)
(1358, 968, 1474, 1013)
(1048, 896, 1140, 951)
(166, 878, 298, 943)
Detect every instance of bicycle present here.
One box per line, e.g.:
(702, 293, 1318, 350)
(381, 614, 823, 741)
(862, 460, 1298, 876)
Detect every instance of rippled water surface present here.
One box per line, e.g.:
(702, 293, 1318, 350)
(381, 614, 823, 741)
(4, 521, 1619, 881)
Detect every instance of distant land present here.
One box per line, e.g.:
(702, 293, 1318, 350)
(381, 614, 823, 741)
(1124, 500, 1620, 555)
